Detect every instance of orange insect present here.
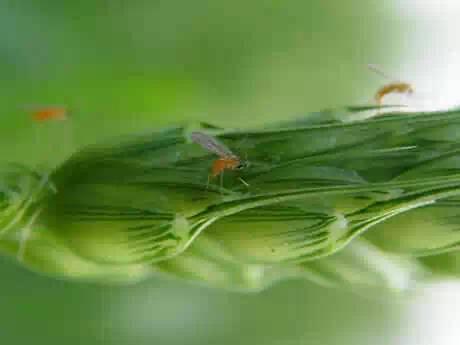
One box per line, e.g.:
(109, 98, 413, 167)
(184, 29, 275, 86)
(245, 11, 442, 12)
(368, 64, 414, 105)
(191, 131, 249, 187)
(31, 106, 67, 122)
(374, 82, 414, 105)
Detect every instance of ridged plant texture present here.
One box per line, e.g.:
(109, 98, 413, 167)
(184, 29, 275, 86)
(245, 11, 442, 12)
(2, 106, 460, 291)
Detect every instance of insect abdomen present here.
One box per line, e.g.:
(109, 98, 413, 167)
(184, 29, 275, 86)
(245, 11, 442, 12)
(211, 158, 240, 177)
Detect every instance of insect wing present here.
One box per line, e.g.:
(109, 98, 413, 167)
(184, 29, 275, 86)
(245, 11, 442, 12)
(191, 132, 235, 157)
(367, 64, 393, 80)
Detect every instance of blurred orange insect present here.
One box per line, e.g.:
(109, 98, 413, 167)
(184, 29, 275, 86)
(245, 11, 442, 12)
(375, 82, 414, 105)
(191, 131, 249, 187)
(31, 106, 68, 122)
(368, 64, 414, 105)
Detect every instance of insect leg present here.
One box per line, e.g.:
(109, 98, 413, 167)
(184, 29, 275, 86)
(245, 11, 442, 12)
(238, 177, 250, 188)
(219, 170, 224, 195)
(206, 174, 210, 190)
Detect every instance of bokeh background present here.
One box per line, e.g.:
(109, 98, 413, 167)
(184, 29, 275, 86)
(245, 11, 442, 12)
(1, 1, 460, 344)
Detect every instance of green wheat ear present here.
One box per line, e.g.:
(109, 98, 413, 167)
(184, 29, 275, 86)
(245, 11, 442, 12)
(3, 105, 460, 291)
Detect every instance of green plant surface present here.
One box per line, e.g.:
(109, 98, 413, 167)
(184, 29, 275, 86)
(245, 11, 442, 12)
(2, 106, 460, 291)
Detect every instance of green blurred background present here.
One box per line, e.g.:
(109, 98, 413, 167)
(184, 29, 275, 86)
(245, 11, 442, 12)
(1, 1, 459, 344)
